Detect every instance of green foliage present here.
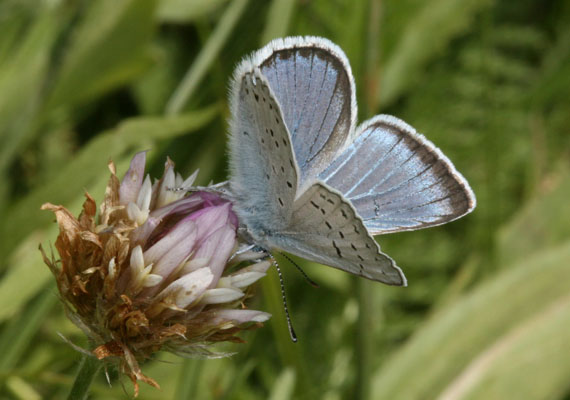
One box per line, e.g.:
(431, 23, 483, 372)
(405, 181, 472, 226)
(0, 0, 568, 398)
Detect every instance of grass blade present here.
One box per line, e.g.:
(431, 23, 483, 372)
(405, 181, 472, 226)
(165, 0, 250, 115)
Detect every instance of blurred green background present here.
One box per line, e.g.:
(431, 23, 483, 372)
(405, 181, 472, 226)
(1, 0, 569, 399)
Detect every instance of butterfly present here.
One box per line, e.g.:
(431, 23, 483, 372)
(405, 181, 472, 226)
(225, 36, 476, 286)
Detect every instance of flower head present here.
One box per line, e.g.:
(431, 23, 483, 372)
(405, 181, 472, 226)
(41, 152, 270, 394)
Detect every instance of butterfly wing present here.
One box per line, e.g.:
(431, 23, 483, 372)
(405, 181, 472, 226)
(240, 37, 357, 190)
(319, 115, 476, 235)
(228, 59, 403, 285)
(228, 67, 299, 233)
(271, 182, 406, 286)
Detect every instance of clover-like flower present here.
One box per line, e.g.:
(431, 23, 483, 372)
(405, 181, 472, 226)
(41, 152, 270, 394)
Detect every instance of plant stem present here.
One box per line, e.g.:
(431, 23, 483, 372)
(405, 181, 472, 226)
(174, 359, 202, 399)
(355, 278, 373, 400)
(67, 355, 101, 400)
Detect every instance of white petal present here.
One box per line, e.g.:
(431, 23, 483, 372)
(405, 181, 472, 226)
(127, 202, 149, 225)
(137, 175, 152, 212)
(143, 264, 153, 275)
(108, 257, 117, 279)
(200, 288, 243, 304)
(232, 260, 272, 275)
(143, 274, 163, 287)
(182, 257, 209, 273)
(216, 277, 232, 288)
(126, 202, 141, 222)
(250, 312, 271, 322)
(181, 169, 199, 189)
(212, 309, 272, 325)
(157, 267, 213, 308)
(229, 271, 266, 288)
(175, 172, 184, 187)
(157, 167, 176, 208)
(230, 250, 269, 264)
(130, 246, 145, 275)
(247, 260, 272, 273)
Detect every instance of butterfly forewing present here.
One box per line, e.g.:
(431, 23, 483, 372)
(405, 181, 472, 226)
(246, 37, 357, 189)
(228, 69, 299, 232)
(272, 182, 405, 285)
(319, 115, 476, 234)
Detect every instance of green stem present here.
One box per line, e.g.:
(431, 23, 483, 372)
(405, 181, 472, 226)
(67, 355, 101, 400)
(261, 264, 308, 394)
(174, 358, 202, 399)
(355, 278, 373, 400)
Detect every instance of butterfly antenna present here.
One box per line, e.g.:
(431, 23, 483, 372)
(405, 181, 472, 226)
(272, 256, 298, 342)
(279, 252, 319, 288)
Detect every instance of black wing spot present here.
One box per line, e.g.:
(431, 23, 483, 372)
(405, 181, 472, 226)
(245, 88, 249, 94)
(283, 139, 288, 147)
(332, 241, 342, 258)
(243, 131, 249, 136)
(276, 117, 280, 124)
(261, 138, 265, 144)
(351, 243, 357, 251)
(319, 193, 326, 200)
(365, 243, 371, 249)
(320, 208, 326, 215)
(289, 159, 294, 168)
(254, 94, 259, 102)
(339, 231, 345, 239)
(357, 255, 364, 261)
(280, 166, 285, 173)
(269, 104, 273, 110)
(353, 225, 360, 234)
(358, 264, 364, 271)
(266, 174, 270, 180)
(374, 256, 382, 262)
(325, 221, 332, 229)
(263, 97, 266, 102)
(270, 129, 274, 137)
(327, 199, 335, 205)
(286, 181, 293, 188)
(310, 201, 320, 209)
(275, 140, 279, 148)
(341, 209, 348, 219)
(272, 165, 276, 173)
(278, 197, 284, 207)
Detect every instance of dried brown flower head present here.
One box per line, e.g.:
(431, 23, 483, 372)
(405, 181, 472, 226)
(41, 152, 270, 394)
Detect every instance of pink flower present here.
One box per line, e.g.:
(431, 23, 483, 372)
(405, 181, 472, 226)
(41, 152, 270, 394)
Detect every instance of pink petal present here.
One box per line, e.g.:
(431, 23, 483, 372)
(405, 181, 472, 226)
(205, 225, 237, 286)
(119, 152, 146, 205)
(130, 216, 160, 246)
(150, 195, 204, 220)
(191, 203, 233, 244)
(195, 191, 238, 227)
(131, 195, 204, 246)
(179, 223, 236, 285)
(144, 219, 197, 279)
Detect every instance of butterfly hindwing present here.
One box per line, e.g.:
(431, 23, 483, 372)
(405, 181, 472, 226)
(319, 115, 476, 234)
(271, 182, 406, 285)
(241, 37, 357, 190)
(228, 68, 299, 232)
